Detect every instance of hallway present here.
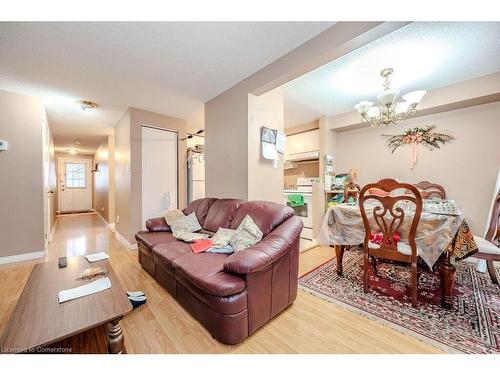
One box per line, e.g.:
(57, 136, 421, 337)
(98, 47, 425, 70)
(0, 214, 440, 353)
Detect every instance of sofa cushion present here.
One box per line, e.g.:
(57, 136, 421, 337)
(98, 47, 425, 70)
(183, 198, 217, 226)
(164, 209, 185, 226)
(172, 253, 246, 297)
(203, 199, 243, 232)
(170, 212, 202, 234)
(211, 228, 237, 246)
(230, 201, 295, 237)
(136, 231, 177, 250)
(152, 241, 193, 269)
(230, 215, 263, 252)
(173, 231, 210, 243)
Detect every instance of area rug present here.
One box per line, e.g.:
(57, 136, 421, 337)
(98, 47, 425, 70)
(299, 248, 500, 353)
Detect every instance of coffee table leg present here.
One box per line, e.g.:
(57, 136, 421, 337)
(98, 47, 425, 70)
(334, 245, 345, 276)
(438, 254, 456, 309)
(107, 318, 124, 354)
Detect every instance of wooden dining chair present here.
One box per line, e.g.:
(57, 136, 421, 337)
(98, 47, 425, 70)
(359, 178, 423, 307)
(414, 181, 446, 200)
(472, 192, 500, 285)
(343, 180, 361, 203)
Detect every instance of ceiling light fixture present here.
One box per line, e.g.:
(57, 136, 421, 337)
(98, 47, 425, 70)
(180, 129, 204, 141)
(77, 100, 98, 111)
(67, 148, 78, 155)
(354, 68, 426, 127)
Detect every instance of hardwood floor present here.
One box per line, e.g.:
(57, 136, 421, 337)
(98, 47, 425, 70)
(0, 214, 441, 353)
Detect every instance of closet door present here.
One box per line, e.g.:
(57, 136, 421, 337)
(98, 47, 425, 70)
(141, 126, 178, 229)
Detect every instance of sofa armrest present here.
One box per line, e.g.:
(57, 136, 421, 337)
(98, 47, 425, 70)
(223, 215, 303, 274)
(145, 217, 171, 232)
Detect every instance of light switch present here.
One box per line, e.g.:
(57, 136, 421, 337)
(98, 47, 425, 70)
(0, 140, 8, 151)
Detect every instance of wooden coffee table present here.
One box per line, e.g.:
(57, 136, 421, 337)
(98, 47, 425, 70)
(0, 257, 132, 354)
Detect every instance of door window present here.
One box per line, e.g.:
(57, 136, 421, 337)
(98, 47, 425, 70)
(65, 163, 86, 188)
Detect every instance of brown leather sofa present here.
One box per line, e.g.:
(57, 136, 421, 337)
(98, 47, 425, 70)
(135, 198, 303, 344)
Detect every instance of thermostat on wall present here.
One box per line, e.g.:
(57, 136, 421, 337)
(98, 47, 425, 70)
(0, 140, 8, 151)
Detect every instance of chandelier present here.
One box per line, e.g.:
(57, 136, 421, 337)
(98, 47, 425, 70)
(354, 68, 426, 127)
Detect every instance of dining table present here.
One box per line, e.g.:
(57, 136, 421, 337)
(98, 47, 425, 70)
(317, 201, 479, 309)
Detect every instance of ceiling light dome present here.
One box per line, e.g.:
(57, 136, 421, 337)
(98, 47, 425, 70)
(77, 100, 98, 111)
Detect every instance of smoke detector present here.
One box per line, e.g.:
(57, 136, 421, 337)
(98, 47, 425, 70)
(77, 100, 98, 111)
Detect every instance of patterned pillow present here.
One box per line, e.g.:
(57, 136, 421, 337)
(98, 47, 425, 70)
(164, 209, 185, 226)
(170, 212, 202, 234)
(173, 231, 209, 243)
(205, 245, 234, 254)
(211, 228, 237, 246)
(230, 215, 263, 252)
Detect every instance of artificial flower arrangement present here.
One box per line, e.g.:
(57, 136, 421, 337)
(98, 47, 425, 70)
(383, 125, 454, 169)
(384, 125, 454, 153)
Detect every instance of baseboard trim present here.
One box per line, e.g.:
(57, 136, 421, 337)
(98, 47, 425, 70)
(94, 211, 137, 251)
(0, 250, 46, 265)
(49, 219, 57, 243)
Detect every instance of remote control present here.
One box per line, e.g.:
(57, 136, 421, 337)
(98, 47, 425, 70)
(58, 256, 67, 268)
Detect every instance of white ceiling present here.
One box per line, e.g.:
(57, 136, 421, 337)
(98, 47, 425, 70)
(280, 22, 500, 127)
(0, 21, 333, 153)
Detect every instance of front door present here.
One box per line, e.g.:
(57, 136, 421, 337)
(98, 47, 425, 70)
(58, 157, 92, 213)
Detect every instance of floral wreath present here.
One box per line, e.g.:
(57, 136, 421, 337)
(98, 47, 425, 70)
(383, 125, 454, 169)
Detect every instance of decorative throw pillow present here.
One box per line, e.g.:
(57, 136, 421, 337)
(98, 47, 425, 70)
(211, 228, 237, 246)
(205, 245, 234, 254)
(164, 209, 185, 226)
(229, 215, 263, 252)
(170, 212, 202, 234)
(173, 231, 209, 243)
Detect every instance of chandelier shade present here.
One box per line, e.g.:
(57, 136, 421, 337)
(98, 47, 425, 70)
(354, 100, 373, 114)
(377, 89, 399, 105)
(354, 68, 426, 127)
(402, 90, 427, 104)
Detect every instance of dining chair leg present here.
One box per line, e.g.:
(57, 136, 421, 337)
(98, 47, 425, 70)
(370, 256, 378, 276)
(486, 260, 499, 285)
(411, 262, 418, 308)
(363, 250, 370, 293)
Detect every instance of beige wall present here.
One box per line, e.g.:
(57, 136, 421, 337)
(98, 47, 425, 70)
(48, 126, 57, 230)
(108, 135, 116, 225)
(0, 90, 45, 257)
(205, 88, 249, 199)
(247, 91, 284, 203)
(205, 22, 405, 200)
(330, 102, 500, 234)
(93, 138, 110, 222)
(114, 110, 132, 243)
(114, 108, 187, 244)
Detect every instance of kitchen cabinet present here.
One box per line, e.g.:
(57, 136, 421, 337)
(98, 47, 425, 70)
(285, 129, 319, 159)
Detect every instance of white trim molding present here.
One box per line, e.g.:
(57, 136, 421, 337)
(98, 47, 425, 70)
(94, 211, 137, 250)
(49, 219, 58, 243)
(0, 250, 46, 265)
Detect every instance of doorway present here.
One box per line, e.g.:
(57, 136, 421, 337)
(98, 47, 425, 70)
(58, 157, 93, 213)
(141, 125, 178, 229)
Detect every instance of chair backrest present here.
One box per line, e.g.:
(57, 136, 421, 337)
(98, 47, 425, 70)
(486, 193, 500, 247)
(414, 181, 446, 200)
(359, 178, 423, 256)
(343, 180, 361, 203)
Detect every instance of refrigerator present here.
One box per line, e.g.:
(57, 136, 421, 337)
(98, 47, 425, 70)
(187, 150, 205, 204)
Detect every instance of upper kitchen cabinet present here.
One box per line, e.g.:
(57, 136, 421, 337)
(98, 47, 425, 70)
(285, 129, 320, 161)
